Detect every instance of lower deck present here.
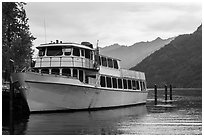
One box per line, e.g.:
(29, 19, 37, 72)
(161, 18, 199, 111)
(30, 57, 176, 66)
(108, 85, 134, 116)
(31, 68, 147, 91)
(32, 67, 147, 92)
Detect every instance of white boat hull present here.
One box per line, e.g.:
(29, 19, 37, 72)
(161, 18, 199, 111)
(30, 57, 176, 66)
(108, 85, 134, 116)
(12, 72, 148, 112)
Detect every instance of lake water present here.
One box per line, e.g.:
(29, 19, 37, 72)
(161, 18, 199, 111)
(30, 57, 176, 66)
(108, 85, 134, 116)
(2, 89, 202, 135)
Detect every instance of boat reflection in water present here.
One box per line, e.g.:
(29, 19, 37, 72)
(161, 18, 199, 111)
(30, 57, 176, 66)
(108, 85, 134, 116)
(12, 105, 147, 135)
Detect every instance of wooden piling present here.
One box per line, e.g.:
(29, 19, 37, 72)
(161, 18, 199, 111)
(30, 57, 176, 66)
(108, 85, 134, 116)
(154, 84, 157, 105)
(170, 84, 172, 100)
(9, 59, 14, 135)
(165, 84, 167, 103)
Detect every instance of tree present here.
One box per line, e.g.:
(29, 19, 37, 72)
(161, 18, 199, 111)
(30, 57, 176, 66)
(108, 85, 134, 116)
(2, 2, 35, 81)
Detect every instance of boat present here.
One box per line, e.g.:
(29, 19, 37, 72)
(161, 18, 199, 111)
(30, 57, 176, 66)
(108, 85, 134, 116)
(12, 40, 148, 112)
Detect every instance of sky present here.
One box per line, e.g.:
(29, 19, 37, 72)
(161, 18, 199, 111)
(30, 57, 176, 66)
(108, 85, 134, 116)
(24, 2, 202, 49)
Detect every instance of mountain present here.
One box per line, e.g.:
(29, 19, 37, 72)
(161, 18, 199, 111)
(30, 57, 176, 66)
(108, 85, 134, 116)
(131, 25, 202, 88)
(100, 37, 174, 69)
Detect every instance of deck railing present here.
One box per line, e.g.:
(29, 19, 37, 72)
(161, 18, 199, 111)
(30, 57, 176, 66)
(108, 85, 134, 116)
(34, 56, 96, 69)
(120, 69, 146, 80)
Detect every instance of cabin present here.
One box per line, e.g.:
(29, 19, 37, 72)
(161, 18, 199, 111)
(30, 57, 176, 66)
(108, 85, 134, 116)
(33, 40, 147, 91)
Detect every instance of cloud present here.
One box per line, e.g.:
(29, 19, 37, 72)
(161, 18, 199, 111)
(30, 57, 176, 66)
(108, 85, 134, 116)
(24, 2, 202, 49)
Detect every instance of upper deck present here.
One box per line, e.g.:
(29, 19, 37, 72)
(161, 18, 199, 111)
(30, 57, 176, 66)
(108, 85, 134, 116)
(34, 41, 145, 80)
(34, 41, 121, 70)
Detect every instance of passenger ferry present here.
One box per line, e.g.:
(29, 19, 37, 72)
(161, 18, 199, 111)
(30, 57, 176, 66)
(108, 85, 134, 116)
(12, 40, 148, 112)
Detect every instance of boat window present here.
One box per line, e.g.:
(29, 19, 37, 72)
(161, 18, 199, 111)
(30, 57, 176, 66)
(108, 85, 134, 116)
(73, 47, 80, 56)
(118, 78, 123, 89)
(100, 76, 106, 87)
(38, 48, 45, 56)
(47, 47, 63, 56)
(62, 68, 71, 76)
(85, 76, 89, 84)
(41, 69, 49, 74)
(85, 49, 90, 59)
(98, 56, 101, 65)
(123, 79, 127, 89)
(112, 78, 117, 88)
(143, 82, 146, 90)
(136, 81, 140, 90)
(108, 58, 113, 68)
(113, 60, 118, 69)
(51, 68, 60, 75)
(73, 69, 78, 78)
(106, 77, 112, 88)
(132, 80, 136, 90)
(140, 81, 146, 91)
(64, 48, 72, 56)
(140, 81, 143, 91)
(79, 70, 84, 82)
(90, 51, 93, 60)
(101, 56, 107, 67)
(81, 49, 85, 57)
(128, 79, 132, 89)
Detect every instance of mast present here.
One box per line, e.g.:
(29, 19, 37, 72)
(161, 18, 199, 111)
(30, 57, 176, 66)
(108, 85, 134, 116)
(94, 40, 100, 69)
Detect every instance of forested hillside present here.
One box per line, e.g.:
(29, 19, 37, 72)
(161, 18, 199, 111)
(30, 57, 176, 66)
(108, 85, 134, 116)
(131, 25, 202, 88)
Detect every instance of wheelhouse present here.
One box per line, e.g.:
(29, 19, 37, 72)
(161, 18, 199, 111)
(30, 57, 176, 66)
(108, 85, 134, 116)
(34, 42, 95, 69)
(37, 43, 94, 59)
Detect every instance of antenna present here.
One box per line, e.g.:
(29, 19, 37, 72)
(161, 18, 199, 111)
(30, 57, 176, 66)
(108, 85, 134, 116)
(44, 17, 47, 43)
(96, 40, 99, 47)
(96, 40, 99, 54)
